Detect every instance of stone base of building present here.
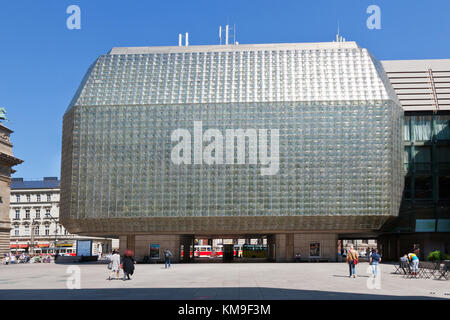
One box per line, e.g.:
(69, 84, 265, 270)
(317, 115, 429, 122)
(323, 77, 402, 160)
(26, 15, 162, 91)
(119, 233, 340, 263)
(267, 233, 338, 262)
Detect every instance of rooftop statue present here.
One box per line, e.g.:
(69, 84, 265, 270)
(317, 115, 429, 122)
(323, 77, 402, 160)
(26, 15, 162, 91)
(0, 107, 6, 121)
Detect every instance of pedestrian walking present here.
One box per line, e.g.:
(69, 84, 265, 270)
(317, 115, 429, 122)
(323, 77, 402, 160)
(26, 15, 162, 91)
(164, 248, 172, 269)
(408, 251, 419, 276)
(369, 248, 382, 277)
(346, 245, 359, 278)
(122, 249, 136, 281)
(108, 250, 121, 280)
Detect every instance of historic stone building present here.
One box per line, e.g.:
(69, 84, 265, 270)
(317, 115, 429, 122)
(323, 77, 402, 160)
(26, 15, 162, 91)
(0, 122, 23, 255)
(9, 177, 118, 255)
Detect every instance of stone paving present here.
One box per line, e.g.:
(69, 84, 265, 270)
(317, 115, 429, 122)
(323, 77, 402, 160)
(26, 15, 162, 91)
(0, 262, 449, 300)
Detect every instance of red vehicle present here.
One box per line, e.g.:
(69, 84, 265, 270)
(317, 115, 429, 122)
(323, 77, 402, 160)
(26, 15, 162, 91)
(181, 245, 212, 258)
(194, 245, 212, 258)
(180, 245, 243, 258)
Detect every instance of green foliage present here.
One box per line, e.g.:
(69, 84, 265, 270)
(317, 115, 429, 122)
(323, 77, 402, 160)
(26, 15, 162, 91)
(427, 250, 442, 261)
(243, 250, 267, 258)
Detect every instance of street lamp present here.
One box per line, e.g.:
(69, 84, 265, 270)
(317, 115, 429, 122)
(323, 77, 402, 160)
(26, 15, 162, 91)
(30, 220, 34, 255)
(45, 212, 58, 255)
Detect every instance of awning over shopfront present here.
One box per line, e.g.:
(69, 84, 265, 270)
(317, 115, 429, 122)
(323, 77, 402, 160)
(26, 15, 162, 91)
(10, 244, 29, 248)
(10, 243, 50, 248)
(56, 243, 73, 247)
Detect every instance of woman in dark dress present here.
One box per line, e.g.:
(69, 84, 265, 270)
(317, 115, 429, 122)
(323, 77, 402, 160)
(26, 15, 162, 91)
(122, 249, 136, 281)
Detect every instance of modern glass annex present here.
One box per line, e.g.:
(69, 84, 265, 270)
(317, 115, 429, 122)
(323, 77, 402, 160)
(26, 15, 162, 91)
(60, 42, 404, 235)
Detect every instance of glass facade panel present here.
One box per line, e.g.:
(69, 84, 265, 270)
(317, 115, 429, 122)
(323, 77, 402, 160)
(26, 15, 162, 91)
(413, 146, 431, 171)
(436, 116, 450, 140)
(64, 101, 402, 219)
(414, 176, 432, 199)
(404, 119, 410, 141)
(412, 116, 432, 141)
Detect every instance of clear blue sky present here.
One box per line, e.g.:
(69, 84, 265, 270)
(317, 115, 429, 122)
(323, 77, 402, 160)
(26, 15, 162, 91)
(1, 0, 449, 179)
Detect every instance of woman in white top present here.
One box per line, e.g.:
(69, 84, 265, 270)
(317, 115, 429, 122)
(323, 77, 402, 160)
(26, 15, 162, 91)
(108, 250, 121, 280)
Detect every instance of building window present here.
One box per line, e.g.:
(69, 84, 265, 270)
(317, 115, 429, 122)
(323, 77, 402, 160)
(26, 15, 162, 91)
(14, 226, 19, 236)
(26, 194, 30, 202)
(404, 146, 411, 172)
(404, 118, 411, 141)
(37, 195, 41, 202)
(439, 176, 450, 200)
(413, 116, 432, 141)
(45, 209, 50, 217)
(15, 210, 20, 220)
(45, 226, 50, 236)
(47, 194, 51, 202)
(415, 176, 433, 199)
(436, 116, 450, 140)
(16, 195, 20, 202)
(24, 225, 30, 235)
(25, 210, 30, 219)
(414, 147, 431, 171)
(404, 176, 412, 199)
(34, 226, 39, 236)
(438, 146, 450, 170)
(35, 210, 40, 219)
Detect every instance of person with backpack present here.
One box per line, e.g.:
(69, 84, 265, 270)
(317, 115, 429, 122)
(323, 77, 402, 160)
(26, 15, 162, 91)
(346, 245, 359, 278)
(164, 248, 173, 269)
(369, 248, 382, 277)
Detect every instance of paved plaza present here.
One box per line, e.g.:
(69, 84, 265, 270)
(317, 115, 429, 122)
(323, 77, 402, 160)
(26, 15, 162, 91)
(0, 262, 449, 300)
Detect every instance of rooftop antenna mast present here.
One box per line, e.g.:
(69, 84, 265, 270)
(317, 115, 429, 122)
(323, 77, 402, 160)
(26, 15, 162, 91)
(335, 22, 346, 42)
(219, 24, 237, 45)
(178, 32, 189, 46)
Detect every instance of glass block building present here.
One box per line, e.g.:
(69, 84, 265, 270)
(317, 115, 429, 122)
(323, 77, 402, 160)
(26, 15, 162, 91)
(61, 42, 404, 261)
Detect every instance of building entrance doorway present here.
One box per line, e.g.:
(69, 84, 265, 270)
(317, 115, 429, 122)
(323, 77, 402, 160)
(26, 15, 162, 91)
(337, 238, 378, 262)
(185, 236, 269, 262)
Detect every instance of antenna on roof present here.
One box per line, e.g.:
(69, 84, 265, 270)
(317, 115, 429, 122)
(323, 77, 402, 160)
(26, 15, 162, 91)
(178, 33, 189, 46)
(335, 22, 346, 42)
(219, 24, 237, 45)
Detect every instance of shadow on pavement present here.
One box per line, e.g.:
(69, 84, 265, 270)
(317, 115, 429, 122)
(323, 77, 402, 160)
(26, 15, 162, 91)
(0, 287, 446, 300)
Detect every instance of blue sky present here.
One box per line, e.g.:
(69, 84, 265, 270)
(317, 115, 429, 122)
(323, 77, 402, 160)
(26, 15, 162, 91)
(1, 0, 449, 179)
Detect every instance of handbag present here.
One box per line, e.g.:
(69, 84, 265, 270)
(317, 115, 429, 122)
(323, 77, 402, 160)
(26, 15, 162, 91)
(354, 258, 358, 265)
(107, 262, 112, 270)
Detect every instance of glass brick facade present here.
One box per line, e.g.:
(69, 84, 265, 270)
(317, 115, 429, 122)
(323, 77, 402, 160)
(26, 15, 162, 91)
(61, 43, 404, 234)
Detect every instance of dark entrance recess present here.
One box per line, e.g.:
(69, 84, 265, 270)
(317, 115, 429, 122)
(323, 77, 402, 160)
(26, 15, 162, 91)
(223, 244, 234, 263)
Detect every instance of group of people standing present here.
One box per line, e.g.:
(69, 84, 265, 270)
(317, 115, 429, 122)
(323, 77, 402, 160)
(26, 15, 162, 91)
(2, 252, 51, 264)
(108, 249, 136, 281)
(107, 248, 173, 280)
(345, 246, 382, 278)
